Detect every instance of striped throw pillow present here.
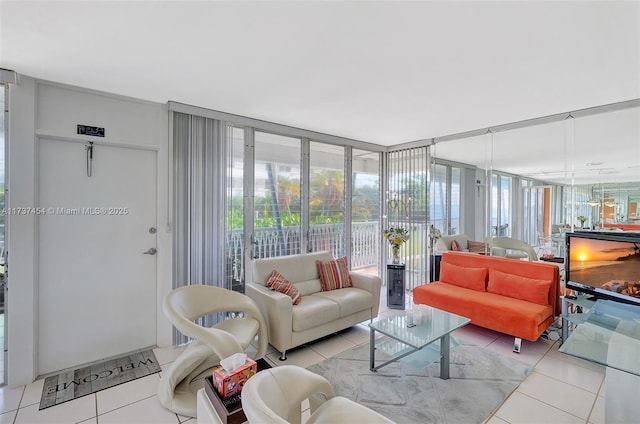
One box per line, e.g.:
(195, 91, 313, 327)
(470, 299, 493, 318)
(316, 257, 353, 291)
(266, 270, 301, 305)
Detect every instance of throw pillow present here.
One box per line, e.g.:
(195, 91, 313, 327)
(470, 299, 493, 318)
(266, 270, 301, 305)
(439, 262, 488, 291)
(487, 268, 551, 306)
(451, 240, 462, 251)
(467, 240, 489, 254)
(316, 257, 353, 291)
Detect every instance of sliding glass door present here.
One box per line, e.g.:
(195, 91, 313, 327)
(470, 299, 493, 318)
(308, 142, 345, 257)
(227, 126, 245, 292)
(490, 173, 512, 238)
(351, 149, 380, 274)
(253, 131, 302, 258)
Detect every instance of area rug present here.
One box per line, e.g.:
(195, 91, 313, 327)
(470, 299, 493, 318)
(39, 349, 161, 410)
(307, 342, 532, 423)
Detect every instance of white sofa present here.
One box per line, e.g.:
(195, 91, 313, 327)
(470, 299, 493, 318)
(247, 251, 381, 360)
(434, 234, 470, 254)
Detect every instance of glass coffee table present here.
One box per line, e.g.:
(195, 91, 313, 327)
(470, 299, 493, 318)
(369, 308, 470, 379)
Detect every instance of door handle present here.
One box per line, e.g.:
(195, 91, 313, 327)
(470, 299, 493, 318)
(143, 248, 157, 255)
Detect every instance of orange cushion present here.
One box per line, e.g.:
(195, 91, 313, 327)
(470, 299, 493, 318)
(316, 257, 353, 291)
(439, 261, 487, 291)
(266, 270, 301, 305)
(487, 268, 551, 306)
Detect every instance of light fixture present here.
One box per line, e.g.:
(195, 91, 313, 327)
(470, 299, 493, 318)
(587, 200, 600, 207)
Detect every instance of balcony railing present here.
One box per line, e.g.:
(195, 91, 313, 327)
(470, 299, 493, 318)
(226, 221, 431, 290)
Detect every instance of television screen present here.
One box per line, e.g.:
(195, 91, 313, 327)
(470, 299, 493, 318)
(566, 231, 640, 305)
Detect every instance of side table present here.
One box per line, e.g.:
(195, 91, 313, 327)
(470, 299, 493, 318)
(387, 262, 405, 310)
(197, 388, 223, 424)
(561, 293, 596, 343)
(429, 254, 442, 282)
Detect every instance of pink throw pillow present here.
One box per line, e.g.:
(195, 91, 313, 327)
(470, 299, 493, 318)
(316, 257, 353, 291)
(266, 270, 301, 305)
(451, 240, 462, 251)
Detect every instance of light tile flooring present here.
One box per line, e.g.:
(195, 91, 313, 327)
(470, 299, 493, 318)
(0, 296, 606, 424)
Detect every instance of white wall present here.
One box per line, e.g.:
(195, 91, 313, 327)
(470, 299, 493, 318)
(7, 76, 172, 386)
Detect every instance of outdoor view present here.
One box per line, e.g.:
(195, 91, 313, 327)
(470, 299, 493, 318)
(225, 130, 381, 285)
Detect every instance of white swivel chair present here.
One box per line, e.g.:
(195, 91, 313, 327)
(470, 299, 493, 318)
(158, 285, 268, 417)
(241, 365, 395, 424)
(491, 237, 539, 261)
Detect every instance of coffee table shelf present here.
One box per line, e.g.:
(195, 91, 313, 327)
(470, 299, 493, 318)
(369, 308, 470, 379)
(375, 335, 464, 370)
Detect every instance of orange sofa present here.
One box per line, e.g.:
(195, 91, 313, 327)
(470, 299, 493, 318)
(413, 252, 561, 348)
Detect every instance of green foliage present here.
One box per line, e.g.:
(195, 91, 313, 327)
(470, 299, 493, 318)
(226, 168, 379, 228)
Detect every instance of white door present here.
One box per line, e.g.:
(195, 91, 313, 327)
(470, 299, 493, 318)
(38, 138, 157, 375)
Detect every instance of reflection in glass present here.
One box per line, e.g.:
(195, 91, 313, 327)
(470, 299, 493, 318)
(227, 127, 245, 289)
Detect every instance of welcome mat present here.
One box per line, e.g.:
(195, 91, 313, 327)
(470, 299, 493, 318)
(39, 349, 161, 410)
(307, 342, 533, 424)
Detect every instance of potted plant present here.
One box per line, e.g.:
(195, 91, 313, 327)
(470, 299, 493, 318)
(383, 227, 410, 263)
(577, 215, 587, 229)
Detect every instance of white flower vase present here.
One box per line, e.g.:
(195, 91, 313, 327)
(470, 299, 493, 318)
(392, 245, 401, 264)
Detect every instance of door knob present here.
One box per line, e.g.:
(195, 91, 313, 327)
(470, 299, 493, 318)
(143, 248, 157, 255)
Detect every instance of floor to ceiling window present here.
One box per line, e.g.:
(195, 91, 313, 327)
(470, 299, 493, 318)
(351, 149, 380, 274)
(430, 162, 462, 236)
(171, 104, 384, 319)
(253, 131, 302, 258)
(522, 180, 544, 246)
(491, 173, 512, 238)
(308, 142, 345, 257)
(387, 147, 429, 289)
(227, 126, 246, 292)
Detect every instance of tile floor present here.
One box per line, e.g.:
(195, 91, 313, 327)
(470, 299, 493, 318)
(0, 297, 606, 424)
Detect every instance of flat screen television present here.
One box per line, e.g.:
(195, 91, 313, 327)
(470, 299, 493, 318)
(566, 231, 640, 306)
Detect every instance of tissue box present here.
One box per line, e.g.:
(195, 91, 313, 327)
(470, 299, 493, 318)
(212, 358, 257, 399)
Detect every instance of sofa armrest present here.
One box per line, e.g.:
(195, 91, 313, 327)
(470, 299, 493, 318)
(349, 272, 381, 319)
(245, 283, 294, 352)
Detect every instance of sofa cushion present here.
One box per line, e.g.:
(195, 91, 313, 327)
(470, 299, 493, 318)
(294, 278, 323, 296)
(413, 282, 553, 341)
(467, 240, 489, 254)
(252, 251, 334, 286)
(292, 296, 341, 332)
(451, 240, 462, 251)
(316, 257, 353, 291)
(487, 268, 551, 306)
(314, 287, 373, 317)
(266, 270, 301, 305)
(439, 261, 487, 291)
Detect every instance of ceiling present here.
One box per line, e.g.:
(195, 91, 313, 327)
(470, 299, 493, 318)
(1, 1, 639, 182)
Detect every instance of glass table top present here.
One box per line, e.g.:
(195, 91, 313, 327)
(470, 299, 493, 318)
(559, 299, 640, 376)
(369, 307, 470, 349)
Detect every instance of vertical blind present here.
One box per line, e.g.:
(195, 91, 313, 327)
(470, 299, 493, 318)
(386, 146, 429, 290)
(172, 112, 228, 345)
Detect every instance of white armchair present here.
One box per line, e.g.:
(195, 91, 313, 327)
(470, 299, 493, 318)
(491, 237, 538, 261)
(158, 285, 268, 417)
(241, 365, 394, 424)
